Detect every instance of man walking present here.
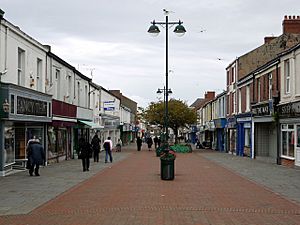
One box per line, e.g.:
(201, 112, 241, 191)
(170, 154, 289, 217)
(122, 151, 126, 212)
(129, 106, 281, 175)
(91, 132, 101, 162)
(26, 138, 45, 176)
(136, 136, 142, 151)
(103, 137, 113, 163)
(79, 137, 92, 172)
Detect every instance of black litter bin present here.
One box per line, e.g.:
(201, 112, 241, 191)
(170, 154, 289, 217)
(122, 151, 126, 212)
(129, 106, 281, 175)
(160, 158, 175, 180)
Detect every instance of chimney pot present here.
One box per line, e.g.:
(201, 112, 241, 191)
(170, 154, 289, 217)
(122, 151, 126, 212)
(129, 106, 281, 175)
(283, 15, 300, 34)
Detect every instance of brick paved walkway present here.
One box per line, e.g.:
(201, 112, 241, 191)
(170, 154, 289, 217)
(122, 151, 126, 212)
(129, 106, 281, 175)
(1, 147, 300, 225)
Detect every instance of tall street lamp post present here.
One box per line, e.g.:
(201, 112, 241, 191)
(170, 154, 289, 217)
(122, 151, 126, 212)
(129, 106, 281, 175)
(157, 87, 172, 140)
(148, 9, 186, 144)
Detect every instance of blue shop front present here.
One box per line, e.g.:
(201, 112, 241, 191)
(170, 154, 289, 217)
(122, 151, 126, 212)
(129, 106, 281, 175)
(214, 118, 227, 152)
(236, 113, 252, 157)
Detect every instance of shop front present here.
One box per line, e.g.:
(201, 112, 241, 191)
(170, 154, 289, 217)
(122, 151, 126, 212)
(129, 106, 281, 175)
(226, 116, 237, 155)
(278, 101, 300, 167)
(252, 101, 278, 163)
(0, 83, 51, 176)
(236, 113, 252, 157)
(214, 118, 227, 152)
(47, 100, 77, 163)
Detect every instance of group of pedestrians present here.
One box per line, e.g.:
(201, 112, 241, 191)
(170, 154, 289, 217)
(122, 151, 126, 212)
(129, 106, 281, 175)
(78, 133, 116, 172)
(136, 136, 161, 151)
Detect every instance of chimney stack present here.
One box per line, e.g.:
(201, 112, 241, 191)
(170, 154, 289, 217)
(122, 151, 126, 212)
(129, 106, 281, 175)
(282, 15, 300, 34)
(204, 91, 215, 100)
(264, 36, 277, 44)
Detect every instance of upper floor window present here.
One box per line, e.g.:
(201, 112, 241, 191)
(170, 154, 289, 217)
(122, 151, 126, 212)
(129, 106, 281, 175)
(284, 59, 290, 94)
(233, 92, 236, 114)
(77, 82, 80, 106)
(238, 89, 242, 113)
(269, 73, 273, 100)
(257, 78, 261, 102)
(85, 85, 88, 108)
(246, 85, 250, 112)
(37, 58, 43, 92)
(17, 48, 25, 86)
(231, 67, 235, 84)
(55, 69, 60, 99)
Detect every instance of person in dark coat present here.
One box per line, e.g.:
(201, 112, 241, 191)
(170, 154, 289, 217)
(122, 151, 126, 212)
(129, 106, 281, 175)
(154, 136, 159, 149)
(147, 137, 153, 151)
(27, 138, 45, 176)
(136, 137, 142, 151)
(91, 133, 101, 162)
(79, 137, 91, 172)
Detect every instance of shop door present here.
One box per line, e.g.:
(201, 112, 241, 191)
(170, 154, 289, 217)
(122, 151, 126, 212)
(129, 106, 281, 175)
(296, 125, 300, 166)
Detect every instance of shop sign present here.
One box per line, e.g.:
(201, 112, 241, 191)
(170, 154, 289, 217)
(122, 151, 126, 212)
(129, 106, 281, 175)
(278, 101, 300, 117)
(236, 117, 252, 122)
(17, 96, 47, 116)
(226, 116, 236, 128)
(214, 118, 227, 128)
(252, 101, 271, 116)
(103, 101, 115, 111)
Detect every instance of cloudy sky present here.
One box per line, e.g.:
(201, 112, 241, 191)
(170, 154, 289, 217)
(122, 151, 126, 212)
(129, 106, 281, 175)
(1, 0, 299, 107)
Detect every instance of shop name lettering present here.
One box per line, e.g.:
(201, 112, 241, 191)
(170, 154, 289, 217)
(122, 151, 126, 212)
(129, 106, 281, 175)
(17, 97, 47, 116)
(279, 102, 300, 115)
(252, 104, 270, 115)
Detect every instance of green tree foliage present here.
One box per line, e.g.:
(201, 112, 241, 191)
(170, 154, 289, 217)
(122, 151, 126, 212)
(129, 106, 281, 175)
(145, 99, 197, 142)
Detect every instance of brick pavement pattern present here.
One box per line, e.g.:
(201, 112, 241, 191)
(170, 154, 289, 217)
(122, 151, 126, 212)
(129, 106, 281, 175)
(1, 147, 300, 225)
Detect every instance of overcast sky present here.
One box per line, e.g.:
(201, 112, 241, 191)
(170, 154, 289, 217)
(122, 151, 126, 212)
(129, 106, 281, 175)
(1, 0, 299, 107)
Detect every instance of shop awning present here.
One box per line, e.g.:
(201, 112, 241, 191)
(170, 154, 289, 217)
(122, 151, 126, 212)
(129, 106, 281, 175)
(78, 120, 104, 129)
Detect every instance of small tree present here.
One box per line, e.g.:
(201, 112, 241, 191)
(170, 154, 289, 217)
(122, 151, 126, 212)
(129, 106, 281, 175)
(145, 99, 197, 143)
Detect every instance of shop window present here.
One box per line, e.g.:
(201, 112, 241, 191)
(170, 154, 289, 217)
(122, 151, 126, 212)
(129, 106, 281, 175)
(10, 94, 15, 114)
(4, 125, 15, 166)
(244, 128, 251, 147)
(15, 127, 26, 159)
(47, 127, 57, 159)
(281, 124, 295, 158)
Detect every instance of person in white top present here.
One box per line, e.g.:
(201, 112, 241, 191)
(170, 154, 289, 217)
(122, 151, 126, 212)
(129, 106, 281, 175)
(103, 137, 113, 163)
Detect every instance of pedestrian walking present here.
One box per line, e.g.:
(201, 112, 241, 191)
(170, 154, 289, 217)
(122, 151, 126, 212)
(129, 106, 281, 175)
(116, 138, 122, 152)
(136, 136, 142, 151)
(154, 136, 159, 149)
(147, 136, 153, 151)
(103, 137, 113, 163)
(26, 138, 45, 176)
(91, 132, 101, 162)
(157, 137, 161, 148)
(79, 137, 92, 172)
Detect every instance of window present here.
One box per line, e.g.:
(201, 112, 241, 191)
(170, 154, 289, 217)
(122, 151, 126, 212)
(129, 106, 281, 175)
(37, 58, 43, 91)
(285, 60, 290, 94)
(269, 73, 272, 100)
(281, 124, 295, 158)
(233, 92, 236, 113)
(85, 85, 88, 108)
(246, 85, 250, 111)
(17, 48, 25, 86)
(4, 124, 15, 166)
(77, 82, 80, 106)
(244, 128, 251, 147)
(257, 78, 261, 102)
(56, 69, 60, 99)
(238, 89, 242, 113)
(10, 95, 14, 114)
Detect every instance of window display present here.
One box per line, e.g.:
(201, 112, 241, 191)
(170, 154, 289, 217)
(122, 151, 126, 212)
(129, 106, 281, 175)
(4, 125, 15, 166)
(281, 124, 295, 158)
